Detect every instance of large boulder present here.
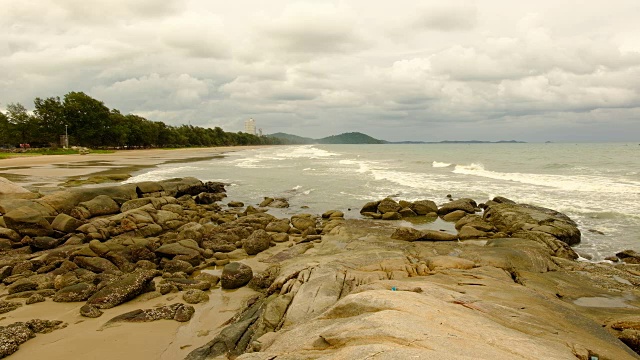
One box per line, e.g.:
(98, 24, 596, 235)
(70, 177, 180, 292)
(242, 230, 271, 255)
(359, 201, 380, 214)
(71, 195, 120, 220)
(377, 198, 401, 214)
(3, 206, 53, 237)
(74, 256, 120, 273)
(616, 250, 640, 264)
(291, 215, 316, 231)
(51, 213, 84, 233)
(53, 283, 97, 302)
(483, 202, 581, 246)
(155, 240, 201, 258)
(86, 270, 158, 309)
(419, 230, 458, 241)
(410, 200, 438, 215)
(0, 177, 31, 195)
(437, 198, 477, 216)
(221, 262, 253, 289)
(390, 227, 423, 242)
(0, 227, 20, 242)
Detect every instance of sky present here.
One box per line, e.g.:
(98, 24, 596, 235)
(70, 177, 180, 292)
(1, 0, 640, 142)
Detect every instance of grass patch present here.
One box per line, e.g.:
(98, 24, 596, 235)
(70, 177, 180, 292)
(0, 148, 115, 159)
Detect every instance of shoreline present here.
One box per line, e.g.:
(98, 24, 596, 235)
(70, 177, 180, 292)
(0, 146, 271, 189)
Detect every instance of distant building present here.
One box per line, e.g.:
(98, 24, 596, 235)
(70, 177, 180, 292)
(244, 118, 256, 135)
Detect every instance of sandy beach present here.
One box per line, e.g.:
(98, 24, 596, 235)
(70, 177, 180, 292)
(0, 146, 266, 188)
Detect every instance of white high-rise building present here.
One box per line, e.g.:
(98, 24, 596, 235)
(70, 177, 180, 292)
(244, 118, 256, 135)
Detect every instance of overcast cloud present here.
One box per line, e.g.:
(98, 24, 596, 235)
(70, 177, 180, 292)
(1, 0, 639, 141)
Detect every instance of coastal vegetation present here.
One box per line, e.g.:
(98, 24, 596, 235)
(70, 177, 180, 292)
(0, 92, 282, 149)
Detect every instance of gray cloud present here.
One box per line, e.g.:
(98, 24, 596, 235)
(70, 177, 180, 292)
(1, 0, 640, 142)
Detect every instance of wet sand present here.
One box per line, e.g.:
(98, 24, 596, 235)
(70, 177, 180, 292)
(3, 241, 281, 360)
(0, 146, 266, 188)
(0, 145, 273, 359)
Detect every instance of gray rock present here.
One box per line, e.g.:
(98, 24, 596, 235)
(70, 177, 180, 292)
(103, 303, 195, 324)
(7, 279, 38, 294)
(242, 230, 271, 255)
(398, 208, 417, 217)
(74, 256, 119, 273)
(30, 236, 62, 250)
(391, 227, 424, 241)
(419, 230, 458, 241)
(72, 195, 120, 219)
(437, 198, 477, 215)
(51, 213, 84, 233)
(3, 206, 54, 237)
(80, 304, 103, 318)
(442, 210, 468, 222)
(411, 200, 438, 215)
(458, 225, 489, 240)
(483, 202, 581, 246)
(377, 198, 401, 214)
(0, 227, 21, 242)
(221, 262, 253, 289)
(53, 282, 97, 302)
(86, 270, 158, 309)
(291, 215, 316, 231)
(183, 289, 210, 304)
(161, 259, 194, 274)
(359, 201, 381, 214)
(26, 293, 46, 305)
(381, 212, 402, 220)
(0, 300, 22, 314)
(616, 250, 640, 264)
(265, 219, 291, 233)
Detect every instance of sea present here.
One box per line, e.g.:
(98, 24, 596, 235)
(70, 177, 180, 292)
(125, 143, 640, 261)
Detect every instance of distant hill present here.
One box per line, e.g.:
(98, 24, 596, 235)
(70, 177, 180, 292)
(268, 132, 315, 144)
(267, 132, 385, 144)
(318, 132, 385, 144)
(267, 132, 525, 145)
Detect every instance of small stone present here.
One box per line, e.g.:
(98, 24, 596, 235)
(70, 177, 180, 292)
(182, 289, 209, 304)
(174, 303, 196, 322)
(0, 300, 22, 314)
(26, 293, 46, 305)
(80, 304, 103, 318)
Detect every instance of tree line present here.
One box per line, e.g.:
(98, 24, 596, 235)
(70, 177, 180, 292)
(0, 91, 282, 149)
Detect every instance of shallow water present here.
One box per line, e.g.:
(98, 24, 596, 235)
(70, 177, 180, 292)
(125, 143, 640, 261)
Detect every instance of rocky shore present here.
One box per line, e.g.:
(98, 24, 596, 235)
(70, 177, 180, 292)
(0, 176, 639, 359)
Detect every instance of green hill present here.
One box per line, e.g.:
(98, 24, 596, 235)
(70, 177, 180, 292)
(318, 132, 385, 144)
(267, 132, 385, 145)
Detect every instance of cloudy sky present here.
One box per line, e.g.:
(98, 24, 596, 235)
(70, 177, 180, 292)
(1, 0, 639, 142)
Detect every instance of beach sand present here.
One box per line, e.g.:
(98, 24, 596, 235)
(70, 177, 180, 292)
(0, 146, 265, 188)
(0, 146, 270, 360)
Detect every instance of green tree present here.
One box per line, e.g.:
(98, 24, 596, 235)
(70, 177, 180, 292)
(33, 96, 65, 146)
(62, 92, 111, 147)
(0, 110, 14, 147)
(6, 103, 37, 144)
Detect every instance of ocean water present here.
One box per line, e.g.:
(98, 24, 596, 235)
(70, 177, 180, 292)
(125, 143, 640, 261)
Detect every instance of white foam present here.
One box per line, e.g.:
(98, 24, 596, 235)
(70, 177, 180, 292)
(432, 161, 452, 168)
(338, 159, 372, 173)
(270, 145, 339, 159)
(452, 163, 640, 194)
(123, 166, 203, 183)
